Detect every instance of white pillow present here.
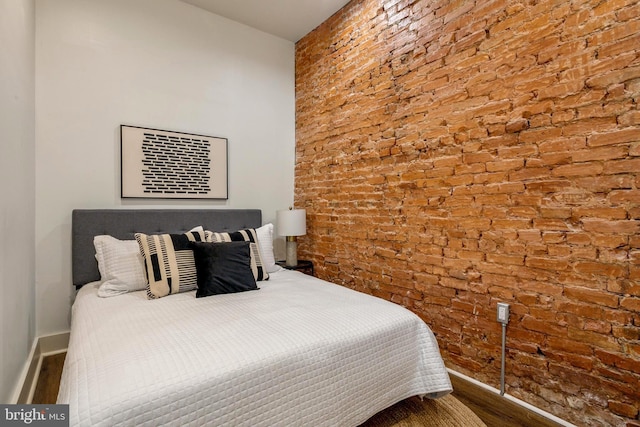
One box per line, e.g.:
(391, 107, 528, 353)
(256, 223, 280, 273)
(94, 235, 147, 297)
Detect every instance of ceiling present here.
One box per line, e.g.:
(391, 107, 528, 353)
(180, 0, 351, 42)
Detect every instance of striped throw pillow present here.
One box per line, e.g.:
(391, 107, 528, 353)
(207, 228, 269, 281)
(135, 229, 208, 299)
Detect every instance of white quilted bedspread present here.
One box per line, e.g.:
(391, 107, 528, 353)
(58, 269, 452, 426)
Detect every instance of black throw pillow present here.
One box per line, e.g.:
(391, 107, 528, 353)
(190, 241, 258, 298)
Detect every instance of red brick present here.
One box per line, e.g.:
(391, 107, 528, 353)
(538, 80, 585, 100)
(525, 256, 569, 271)
(564, 286, 620, 307)
(296, 1, 640, 424)
(596, 349, 640, 375)
(552, 162, 604, 177)
(586, 65, 640, 88)
(546, 350, 595, 371)
(568, 328, 619, 351)
(621, 297, 640, 312)
(573, 146, 628, 162)
(505, 117, 529, 133)
(509, 167, 553, 181)
(573, 206, 628, 220)
(525, 180, 572, 193)
(612, 326, 640, 341)
(582, 219, 640, 234)
(538, 136, 586, 153)
(574, 175, 636, 192)
(608, 400, 638, 419)
(519, 127, 563, 144)
(588, 128, 640, 147)
(604, 158, 640, 174)
(533, 219, 572, 231)
(563, 117, 618, 136)
(618, 110, 640, 126)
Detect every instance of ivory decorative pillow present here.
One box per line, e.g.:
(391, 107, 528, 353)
(135, 229, 208, 299)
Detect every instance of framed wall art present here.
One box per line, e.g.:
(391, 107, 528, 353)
(121, 125, 228, 200)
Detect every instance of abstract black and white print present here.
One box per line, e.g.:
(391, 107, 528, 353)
(121, 125, 228, 199)
(141, 132, 211, 195)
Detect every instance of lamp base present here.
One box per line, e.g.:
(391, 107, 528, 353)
(285, 236, 298, 267)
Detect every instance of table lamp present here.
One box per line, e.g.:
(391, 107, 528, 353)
(276, 208, 306, 267)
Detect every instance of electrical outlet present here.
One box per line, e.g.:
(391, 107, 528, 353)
(497, 303, 510, 324)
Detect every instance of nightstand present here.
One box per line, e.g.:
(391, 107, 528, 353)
(276, 260, 314, 276)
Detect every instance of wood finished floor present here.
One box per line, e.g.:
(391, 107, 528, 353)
(34, 353, 564, 427)
(32, 352, 66, 405)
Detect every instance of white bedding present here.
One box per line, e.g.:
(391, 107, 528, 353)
(58, 269, 452, 426)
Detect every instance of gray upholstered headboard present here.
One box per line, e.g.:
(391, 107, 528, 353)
(72, 209, 262, 287)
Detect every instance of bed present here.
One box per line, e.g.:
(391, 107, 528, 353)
(58, 209, 452, 426)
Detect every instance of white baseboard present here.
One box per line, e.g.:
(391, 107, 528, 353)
(10, 338, 40, 404)
(447, 368, 575, 427)
(39, 333, 70, 356)
(10, 332, 69, 404)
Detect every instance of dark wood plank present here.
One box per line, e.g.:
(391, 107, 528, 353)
(32, 352, 65, 404)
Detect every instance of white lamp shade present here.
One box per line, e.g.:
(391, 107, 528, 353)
(276, 209, 306, 236)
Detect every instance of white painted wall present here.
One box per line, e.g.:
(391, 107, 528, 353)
(0, 0, 36, 403)
(35, 0, 296, 335)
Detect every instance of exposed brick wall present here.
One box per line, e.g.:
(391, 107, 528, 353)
(295, 0, 640, 426)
